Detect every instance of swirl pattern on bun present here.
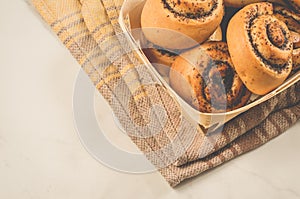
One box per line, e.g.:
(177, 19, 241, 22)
(169, 42, 251, 113)
(141, 0, 224, 49)
(274, 4, 300, 72)
(227, 2, 293, 95)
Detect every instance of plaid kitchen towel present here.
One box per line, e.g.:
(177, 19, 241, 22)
(31, 0, 300, 187)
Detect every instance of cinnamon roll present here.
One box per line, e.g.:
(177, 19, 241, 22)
(227, 2, 293, 95)
(274, 5, 300, 72)
(143, 44, 179, 77)
(169, 42, 251, 113)
(141, 0, 224, 49)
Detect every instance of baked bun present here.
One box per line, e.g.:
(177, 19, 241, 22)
(274, 5, 300, 72)
(141, 0, 224, 49)
(227, 2, 293, 95)
(143, 44, 178, 77)
(169, 42, 251, 113)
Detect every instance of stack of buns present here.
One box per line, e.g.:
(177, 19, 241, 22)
(140, 0, 300, 113)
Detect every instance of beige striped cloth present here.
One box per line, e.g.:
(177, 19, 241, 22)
(31, 0, 300, 187)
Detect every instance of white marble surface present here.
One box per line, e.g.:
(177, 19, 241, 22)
(0, 1, 299, 198)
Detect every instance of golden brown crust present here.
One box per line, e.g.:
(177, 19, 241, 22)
(169, 42, 251, 113)
(143, 46, 178, 77)
(227, 2, 293, 95)
(141, 0, 224, 49)
(273, 4, 300, 72)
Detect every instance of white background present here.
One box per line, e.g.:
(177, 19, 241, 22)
(0, 1, 299, 198)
